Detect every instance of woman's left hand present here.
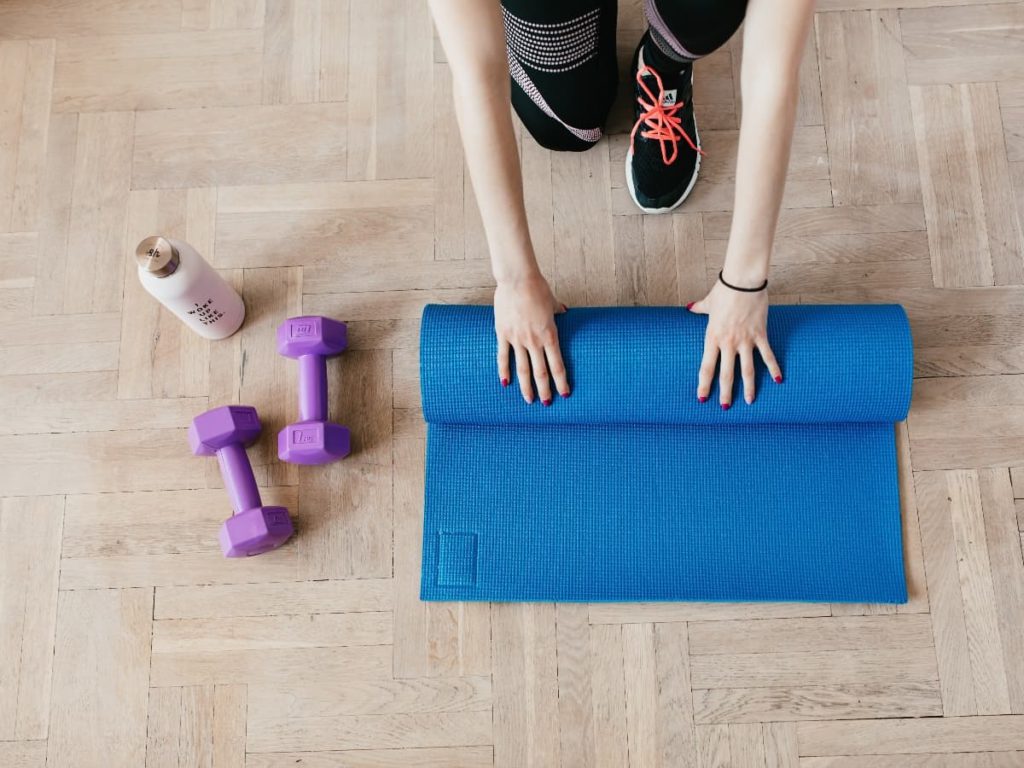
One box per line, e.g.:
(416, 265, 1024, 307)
(687, 281, 782, 408)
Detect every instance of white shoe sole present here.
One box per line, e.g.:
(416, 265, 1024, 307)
(625, 114, 701, 215)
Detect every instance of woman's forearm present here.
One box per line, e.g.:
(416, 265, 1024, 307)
(722, 79, 800, 285)
(723, 0, 814, 287)
(429, 0, 539, 284)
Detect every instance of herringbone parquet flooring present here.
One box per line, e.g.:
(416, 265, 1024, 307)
(1, 0, 1023, 765)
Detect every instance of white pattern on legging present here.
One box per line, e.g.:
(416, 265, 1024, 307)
(502, 7, 604, 143)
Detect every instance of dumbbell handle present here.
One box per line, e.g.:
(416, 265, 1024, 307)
(298, 353, 328, 423)
(216, 442, 263, 514)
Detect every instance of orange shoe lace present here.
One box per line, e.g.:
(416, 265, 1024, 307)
(629, 65, 705, 166)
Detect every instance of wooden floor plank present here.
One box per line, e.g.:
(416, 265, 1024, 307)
(0, 742, 46, 768)
(246, 710, 493, 754)
(216, 180, 434, 269)
(590, 624, 630, 768)
(801, 753, 1024, 767)
(901, 3, 1024, 85)
(0, 40, 53, 234)
(915, 469, 979, 715)
(155, 578, 393, 619)
(690, 648, 938, 689)
(133, 103, 348, 189)
(246, 675, 491, 718)
(46, 588, 153, 767)
(246, 746, 494, 768)
(694, 681, 942, 724)
(152, 612, 392, 653)
(622, 623, 659, 768)
(0, 496, 63, 740)
(551, 147, 616, 306)
(653, 622, 698, 767)
(491, 603, 560, 768)
(978, 468, 1024, 713)
(64, 111, 134, 314)
(0, 429, 198, 496)
(345, 0, 433, 181)
(151, 644, 392, 688)
(262, 0, 321, 105)
(54, 30, 262, 113)
(555, 604, 597, 767)
(688, 615, 934, 656)
(590, 603, 831, 624)
(145, 683, 247, 768)
(947, 469, 1013, 714)
(0, 0, 180, 37)
(797, 715, 1024, 756)
(910, 82, 1024, 287)
(31, 112, 76, 316)
(816, 10, 921, 207)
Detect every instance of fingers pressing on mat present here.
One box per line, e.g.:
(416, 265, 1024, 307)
(758, 338, 783, 384)
(513, 343, 534, 404)
(740, 345, 758, 404)
(498, 340, 511, 388)
(697, 340, 717, 404)
(546, 342, 571, 400)
(528, 345, 553, 406)
(718, 348, 736, 410)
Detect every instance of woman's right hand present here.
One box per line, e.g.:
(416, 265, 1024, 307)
(494, 275, 570, 405)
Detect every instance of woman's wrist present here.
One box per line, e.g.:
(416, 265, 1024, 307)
(720, 260, 769, 290)
(493, 253, 543, 286)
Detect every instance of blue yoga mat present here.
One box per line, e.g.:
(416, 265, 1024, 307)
(419, 304, 913, 603)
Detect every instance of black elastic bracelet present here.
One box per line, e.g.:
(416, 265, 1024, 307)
(718, 269, 768, 293)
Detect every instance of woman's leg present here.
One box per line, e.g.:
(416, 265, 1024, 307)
(626, 0, 748, 212)
(645, 0, 747, 66)
(501, 0, 618, 152)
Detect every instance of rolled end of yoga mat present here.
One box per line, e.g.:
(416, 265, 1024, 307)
(419, 304, 914, 604)
(420, 304, 913, 426)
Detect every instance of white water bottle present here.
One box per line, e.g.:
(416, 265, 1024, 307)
(135, 236, 245, 340)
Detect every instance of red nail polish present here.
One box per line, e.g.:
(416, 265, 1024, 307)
(561, 391, 571, 398)
(542, 398, 552, 407)
(501, 378, 509, 387)
(774, 375, 783, 383)
(698, 396, 708, 403)
(721, 402, 731, 411)
(685, 302, 695, 311)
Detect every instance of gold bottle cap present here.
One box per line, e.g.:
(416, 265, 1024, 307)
(135, 236, 180, 278)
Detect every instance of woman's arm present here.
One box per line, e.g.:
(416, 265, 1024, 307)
(429, 0, 570, 405)
(689, 0, 815, 408)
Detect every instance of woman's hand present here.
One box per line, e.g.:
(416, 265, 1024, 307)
(688, 280, 782, 408)
(494, 275, 570, 405)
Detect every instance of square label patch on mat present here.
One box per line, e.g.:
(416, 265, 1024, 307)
(437, 532, 478, 586)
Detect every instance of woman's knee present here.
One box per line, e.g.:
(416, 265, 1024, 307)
(646, 0, 748, 59)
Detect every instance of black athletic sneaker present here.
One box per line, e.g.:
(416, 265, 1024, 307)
(626, 33, 704, 214)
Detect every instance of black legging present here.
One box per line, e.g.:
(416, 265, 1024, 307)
(502, 0, 748, 151)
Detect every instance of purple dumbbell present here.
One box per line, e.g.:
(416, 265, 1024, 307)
(188, 405, 294, 557)
(277, 315, 352, 465)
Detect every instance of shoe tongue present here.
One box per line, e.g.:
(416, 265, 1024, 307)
(638, 47, 680, 107)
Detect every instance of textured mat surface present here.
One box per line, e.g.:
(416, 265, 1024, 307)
(419, 304, 913, 603)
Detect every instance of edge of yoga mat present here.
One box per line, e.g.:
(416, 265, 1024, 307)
(418, 304, 913, 604)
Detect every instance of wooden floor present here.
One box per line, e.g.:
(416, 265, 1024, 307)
(1, 0, 1023, 765)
